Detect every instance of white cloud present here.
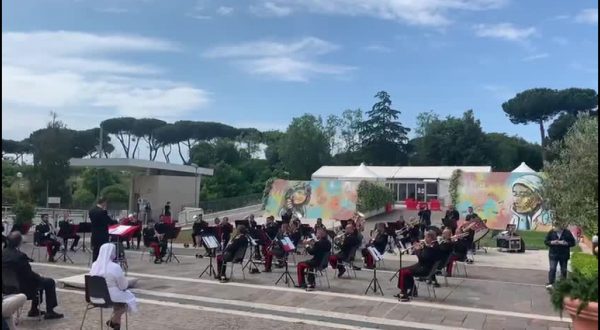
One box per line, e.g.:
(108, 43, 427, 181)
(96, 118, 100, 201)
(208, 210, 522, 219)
(364, 44, 393, 53)
(250, 2, 293, 17)
(203, 37, 354, 82)
(473, 23, 537, 42)
(522, 53, 549, 61)
(217, 6, 234, 16)
(2, 31, 211, 139)
(251, 0, 507, 26)
(575, 8, 598, 25)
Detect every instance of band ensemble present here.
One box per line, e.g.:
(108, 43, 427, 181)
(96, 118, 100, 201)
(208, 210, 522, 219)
(31, 206, 490, 300)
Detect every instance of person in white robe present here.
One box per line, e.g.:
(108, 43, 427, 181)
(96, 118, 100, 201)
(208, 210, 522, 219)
(90, 243, 138, 329)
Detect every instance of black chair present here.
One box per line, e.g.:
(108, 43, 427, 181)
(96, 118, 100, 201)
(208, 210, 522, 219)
(305, 251, 331, 290)
(2, 267, 43, 322)
(80, 275, 128, 330)
(223, 245, 248, 281)
(414, 261, 442, 301)
(339, 245, 360, 279)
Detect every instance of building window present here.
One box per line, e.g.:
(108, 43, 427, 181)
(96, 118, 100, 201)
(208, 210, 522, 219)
(407, 184, 416, 200)
(399, 183, 407, 201)
(426, 183, 438, 201)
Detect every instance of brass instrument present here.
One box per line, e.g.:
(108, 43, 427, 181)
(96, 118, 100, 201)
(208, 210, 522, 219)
(395, 217, 420, 236)
(450, 232, 469, 241)
(303, 237, 316, 249)
(333, 232, 345, 249)
(401, 240, 427, 254)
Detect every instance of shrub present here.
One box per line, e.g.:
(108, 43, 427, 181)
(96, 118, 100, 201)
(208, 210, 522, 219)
(13, 200, 35, 226)
(100, 184, 129, 204)
(357, 181, 393, 212)
(571, 252, 598, 279)
(72, 188, 96, 209)
(551, 270, 598, 316)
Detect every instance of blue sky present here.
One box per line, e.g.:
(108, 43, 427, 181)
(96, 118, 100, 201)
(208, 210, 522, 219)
(2, 0, 598, 146)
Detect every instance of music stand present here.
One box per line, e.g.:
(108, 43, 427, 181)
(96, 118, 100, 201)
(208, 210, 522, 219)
(199, 235, 219, 278)
(389, 239, 407, 282)
(234, 220, 250, 228)
(242, 236, 261, 273)
(275, 237, 296, 287)
(165, 226, 182, 263)
(77, 222, 92, 253)
(365, 247, 384, 296)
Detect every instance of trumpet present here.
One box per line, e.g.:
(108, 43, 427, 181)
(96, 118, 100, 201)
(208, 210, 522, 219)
(333, 232, 345, 249)
(450, 232, 469, 241)
(401, 240, 427, 254)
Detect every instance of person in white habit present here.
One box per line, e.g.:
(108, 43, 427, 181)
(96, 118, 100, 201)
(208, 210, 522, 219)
(90, 243, 138, 329)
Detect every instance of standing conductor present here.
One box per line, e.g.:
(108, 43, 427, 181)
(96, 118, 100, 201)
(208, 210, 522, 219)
(89, 197, 112, 262)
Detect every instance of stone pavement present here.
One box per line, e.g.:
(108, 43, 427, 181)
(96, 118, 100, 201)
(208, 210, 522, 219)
(10, 233, 571, 330)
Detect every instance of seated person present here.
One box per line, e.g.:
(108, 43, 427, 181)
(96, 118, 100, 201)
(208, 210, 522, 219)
(430, 229, 454, 285)
(2, 293, 27, 330)
(2, 232, 64, 319)
(395, 230, 441, 302)
(263, 223, 291, 272)
(35, 214, 61, 262)
(142, 222, 167, 264)
(216, 226, 249, 282)
(220, 217, 234, 250)
(296, 227, 331, 290)
(120, 214, 142, 250)
(90, 243, 138, 329)
(289, 222, 302, 249)
(57, 219, 80, 252)
(361, 223, 388, 269)
(328, 224, 361, 278)
(314, 218, 326, 233)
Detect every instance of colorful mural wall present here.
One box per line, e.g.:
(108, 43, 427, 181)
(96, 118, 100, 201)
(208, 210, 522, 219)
(457, 172, 552, 231)
(263, 179, 359, 220)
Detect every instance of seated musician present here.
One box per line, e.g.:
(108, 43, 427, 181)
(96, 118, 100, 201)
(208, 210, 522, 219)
(407, 217, 421, 243)
(263, 222, 291, 272)
(361, 223, 388, 269)
(57, 219, 80, 252)
(120, 214, 142, 249)
(264, 216, 279, 240)
(458, 215, 478, 264)
(220, 217, 234, 250)
(289, 222, 302, 249)
(191, 214, 208, 248)
(328, 224, 361, 278)
(142, 221, 168, 264)
(216, 225, 249, 282)
(395, 230, 441, 302)
(314, 218, 326, 232)
(35, 214, 61, 262)
(296, 227, 331, 290)
(430, 229, 454, 285)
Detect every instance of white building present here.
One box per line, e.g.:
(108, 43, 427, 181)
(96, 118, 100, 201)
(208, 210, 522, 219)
(312, 164, 492, 205)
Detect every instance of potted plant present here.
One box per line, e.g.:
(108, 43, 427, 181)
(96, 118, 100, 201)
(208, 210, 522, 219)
(12, 201, 35, 235)
(551, 269, 598, 329)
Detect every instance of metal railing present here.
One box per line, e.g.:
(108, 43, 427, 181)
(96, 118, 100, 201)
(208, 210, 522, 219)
(195, 193, 262, 214)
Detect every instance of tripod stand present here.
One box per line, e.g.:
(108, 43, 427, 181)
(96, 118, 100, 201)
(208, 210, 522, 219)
(165, 227, 181, 263)
(242, 243, 261, 273)
(365, 267, 384, 296)
(57, 238, 74, 264)
(199, 248, 217, 278)
(78, 221, 91, 253)
(275, 253, 296, 287)
(389, 241, 404, 282)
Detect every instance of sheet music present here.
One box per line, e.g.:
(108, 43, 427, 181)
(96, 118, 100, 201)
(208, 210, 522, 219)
(281, 236, 295, 252)
(109, 225, 132, 236)
(202, 235, 219, 249)
(367, 246, 384, 261)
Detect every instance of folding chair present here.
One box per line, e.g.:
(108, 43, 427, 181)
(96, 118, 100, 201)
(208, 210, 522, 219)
(223, 245, 248, 281)
(415, 261, 442, 301)
(452, 258, 468, 278)
(80, 275, 128, 330)
(435, 255, 452, 287)
(305, 251, 331, 290)
(30, 240, 49, 263)
(339, 245, 360, 279)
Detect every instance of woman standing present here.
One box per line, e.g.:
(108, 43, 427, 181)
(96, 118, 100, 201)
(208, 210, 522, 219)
(90, 243, 138, 329)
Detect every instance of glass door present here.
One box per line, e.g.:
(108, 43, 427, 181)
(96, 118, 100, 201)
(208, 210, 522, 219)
(416, 183, 426, 202)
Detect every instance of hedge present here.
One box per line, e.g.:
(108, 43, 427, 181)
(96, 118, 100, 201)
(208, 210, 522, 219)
(357, 181, 393, 213)
(571, 252, 598, 279)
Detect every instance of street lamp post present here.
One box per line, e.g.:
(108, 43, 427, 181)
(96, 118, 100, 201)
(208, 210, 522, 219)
(192, 163, 199, 208)
(16, 172, 23, 202)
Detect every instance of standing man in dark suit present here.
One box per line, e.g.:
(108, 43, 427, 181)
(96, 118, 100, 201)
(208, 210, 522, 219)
(89, 197, 112, 262)
(544, 223, 576, 289)
(442, 205, 460, 235)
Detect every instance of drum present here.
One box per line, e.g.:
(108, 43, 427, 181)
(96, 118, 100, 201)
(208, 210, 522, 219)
(472, 219, 490, 243)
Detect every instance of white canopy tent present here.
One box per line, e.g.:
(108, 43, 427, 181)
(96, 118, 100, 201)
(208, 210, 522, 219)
(511, 162, 537, 173)
(343, 163, 384, 181)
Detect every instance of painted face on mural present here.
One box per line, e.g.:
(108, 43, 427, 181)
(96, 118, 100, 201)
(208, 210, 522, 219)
(291, 189, 308, 205)
(512, 183, 542, 213)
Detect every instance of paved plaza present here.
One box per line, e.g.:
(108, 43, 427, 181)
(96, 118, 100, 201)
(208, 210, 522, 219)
(13, 211, 572, 330)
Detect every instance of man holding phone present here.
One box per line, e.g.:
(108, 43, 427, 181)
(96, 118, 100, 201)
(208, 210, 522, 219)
(544, 223, 576, 289)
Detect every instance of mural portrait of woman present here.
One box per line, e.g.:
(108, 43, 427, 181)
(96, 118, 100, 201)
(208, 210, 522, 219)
(279, 182, 312, 219)
(510, 174, 551, 230)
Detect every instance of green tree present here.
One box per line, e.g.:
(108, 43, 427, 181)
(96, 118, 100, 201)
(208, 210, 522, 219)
(200, 162, 251, 199)
(414, 111, 439, 137)
(80, 168, 120, 198)
(72, 188, 96, 208)
(360, 91, 410, 165)
(340, 109, 363, 153)
(100, 184, 129, 205)
(410, 110, 490, 166)
(485, 133, 543, 171)
(28, 114, 72, 205)
(543, 115, 598, 235)
(2, 139, 31, 164)
(502, 88, 597, 159)
(279, 114, 330, 179)
(132, 118, 167, 160)
(101, 117, 138, 158)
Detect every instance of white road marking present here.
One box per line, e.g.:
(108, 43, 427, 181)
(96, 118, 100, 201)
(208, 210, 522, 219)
(58, 288, 461, 330)
(37, 262, 569, 323)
